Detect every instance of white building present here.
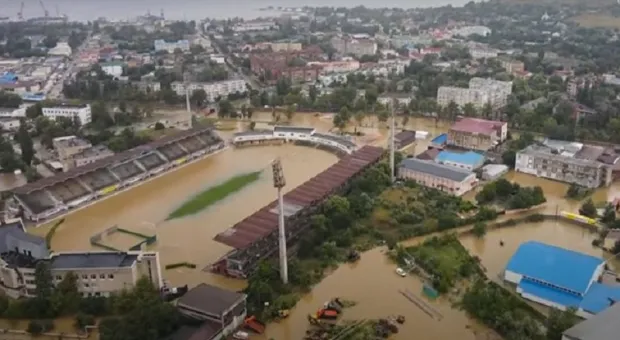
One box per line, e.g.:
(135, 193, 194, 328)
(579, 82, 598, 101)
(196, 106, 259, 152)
(470, 47, 498, 59)
(154, 39, 190, 53)
(453, 26, 492, 37)
(231, 20, 276, 32)
(0, 117, 21, 131)
(100, 62, 124, 78)
(0, 107, 26, 118)
(309, 60, 360, 74)
(171, 80, 247, 102)
(42, 104, 92, 125)
(331, 36, 378, 57)
(437, 78, 512, 109)
(48, 42, 72, 57)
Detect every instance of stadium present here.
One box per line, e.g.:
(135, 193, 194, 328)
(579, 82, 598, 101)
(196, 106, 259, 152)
(211, 145, 384, 278)
(9, 126, 225, 223)
(232, 126, 358, 155)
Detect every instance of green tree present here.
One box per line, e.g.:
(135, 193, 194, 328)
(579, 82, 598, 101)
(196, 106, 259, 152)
(218, 99, 233, 117)
(462, 103, 477, 117)
(285, 105, 295, 121)
(472, 222, 487, 238)
(579, 199, 597, 218)
(601, 203, 616, 225)
(191, 89, 207, 107)
(546, 308, 579, 340)
(17, 120, 34, 166)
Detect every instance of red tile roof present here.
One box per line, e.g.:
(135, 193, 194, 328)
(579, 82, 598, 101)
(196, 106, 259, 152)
(450, 117, 505, 136)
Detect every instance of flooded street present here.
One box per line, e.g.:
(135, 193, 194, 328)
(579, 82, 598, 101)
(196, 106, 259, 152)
(14, 113, 620, 339)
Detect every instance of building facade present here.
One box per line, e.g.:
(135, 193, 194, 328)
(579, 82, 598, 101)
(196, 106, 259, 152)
(154, 39, 190, 53)
(0, 219, 162, 298)
(437, 78, 512, 109)
(515, 143, 613, 189)
(331, 36, 378, 57)
(398, 158, 477, 196)
(70, 145, 115, 169)
(43, 104, 92, 125)
(447, 117, 508, 151)
(171, 80, 247, 101)
(435, 150, 485, 171)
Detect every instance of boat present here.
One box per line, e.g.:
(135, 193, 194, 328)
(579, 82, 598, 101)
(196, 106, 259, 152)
(396, 267, 407, 277)
(233, 331, 249, 339)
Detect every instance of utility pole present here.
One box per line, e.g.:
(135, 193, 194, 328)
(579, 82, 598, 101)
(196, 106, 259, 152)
(389, 99, 396, 183)
(272, 158, 288, 284)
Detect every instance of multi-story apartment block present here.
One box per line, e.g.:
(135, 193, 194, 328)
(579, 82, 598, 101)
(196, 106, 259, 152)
(171, 80, 247, 101)
(398, 158, 477, 196)
(249, 46, 324, 84)
(331, 36, 378, 57)
(0, 219, 162, 298)
(447, 117, 508, 151)
(231, 20, 276, 32)
(43, 104, 92, 125)
(309, 60, 360, 74)
(499, 58, 525, 74)
(153, 39, 190, 53)
(515, 140, 617, 188)
(437, 78, 512, 110)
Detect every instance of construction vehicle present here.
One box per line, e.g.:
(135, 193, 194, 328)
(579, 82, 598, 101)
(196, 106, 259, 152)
(243, 316, 265, 334)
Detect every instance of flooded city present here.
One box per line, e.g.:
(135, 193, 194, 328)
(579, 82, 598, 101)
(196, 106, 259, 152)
(16, 113, 620, 339)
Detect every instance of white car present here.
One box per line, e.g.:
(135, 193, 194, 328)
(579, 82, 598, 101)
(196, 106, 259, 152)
(233, 331, 249, 339)
(396, 267, 407, 277)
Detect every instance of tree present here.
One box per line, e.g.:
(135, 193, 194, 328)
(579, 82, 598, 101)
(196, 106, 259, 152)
(601, 203, 616, 225)
(333, 107, 351, 130)
(17, 120, 34, 166)
(462, 103, 477, 117)
(482, 102, 493, 119)
(546, 308, 579, 340)
(154, 122, 165, 130)
(579, 199, 597, 218)
(444, 101, 459, 121)
(472, 222, 487, 238)
(285, 105, 295, 121)
(191, 89, 207, 107)
(218, 99, 233, 117)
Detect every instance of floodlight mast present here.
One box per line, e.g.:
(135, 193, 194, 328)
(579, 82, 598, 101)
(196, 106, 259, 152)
(272, 158, 288, 284)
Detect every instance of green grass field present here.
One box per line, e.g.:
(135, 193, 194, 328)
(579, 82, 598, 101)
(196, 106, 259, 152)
(167, 171, 261, 220)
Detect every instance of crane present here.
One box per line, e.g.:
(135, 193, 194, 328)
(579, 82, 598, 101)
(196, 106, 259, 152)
(17, 2, 24, 21)
(39, 0, 49, 17)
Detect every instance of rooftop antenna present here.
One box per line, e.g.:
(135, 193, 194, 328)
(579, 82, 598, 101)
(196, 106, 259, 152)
(272, 158, 288, 284)
(389, 99, 396, 183)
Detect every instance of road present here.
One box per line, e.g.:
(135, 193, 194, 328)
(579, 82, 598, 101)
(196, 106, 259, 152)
(204, 33, 264, 91)
(47, 33, 93, 100)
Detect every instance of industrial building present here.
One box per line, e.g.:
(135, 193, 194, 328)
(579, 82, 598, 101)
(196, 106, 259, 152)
(504, 241, 620, 319)
(435, 150, 485, 171)
(211, 146, 384, 278)
(9, 127, 224, 222)
(398, 158, 477, 196)
(447, 117, 507, 151)
(515, 139, 618, 188)
(42, 104, 92, 125)
(170, 80, 247, 101)
(0, 219, 162, 298)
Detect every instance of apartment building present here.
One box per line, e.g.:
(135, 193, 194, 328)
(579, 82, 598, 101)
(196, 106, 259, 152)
(515, 140, 616, 188)
(447, 117, 507, 151)
(53, 135, 92, 162)
(100, 61, 124, 78)
(153, 39, 190, 53)
(331, 36, 378, 57)
(270, 42, 303, 52)
(309, 60, 360, 74)
(232, 20, 276, 32)
(399, 158, 477, 196)
(0, 219, 162, 298)
(249, 46, 324, 84)
(499, 58, 525, 74)
(171, 80, 247, 101)
(43, 104, 92, 125)
(437, 78, 512, 109)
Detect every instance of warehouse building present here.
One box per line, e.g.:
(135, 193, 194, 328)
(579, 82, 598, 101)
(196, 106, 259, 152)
(504, 241, 620, 319)
(435, 150, 485, 171)
(398, 158, 477, 196)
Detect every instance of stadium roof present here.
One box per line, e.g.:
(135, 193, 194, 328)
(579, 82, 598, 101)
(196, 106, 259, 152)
(213, 145, 384, 249)
(518, 279, 582, 309)
(563, 302, 620, 340)
(506, 241, 603, 294)
(436, 150, 484, 166)
(13, 126, 215, 194)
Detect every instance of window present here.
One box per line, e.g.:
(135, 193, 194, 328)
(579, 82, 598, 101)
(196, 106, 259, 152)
(84, 283, 89, 288)
(108, 274, 114, 279)
(100, 274, 105, 279)
(82, 275, 88, 280)
(95, 292, 101, 297)
(91, 274, 97, 279)
(56, 275, 62, 281)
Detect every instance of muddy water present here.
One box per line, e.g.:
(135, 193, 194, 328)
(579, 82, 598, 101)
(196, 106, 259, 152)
(21, 113, 620, 339)
(259, 247, 495, 340)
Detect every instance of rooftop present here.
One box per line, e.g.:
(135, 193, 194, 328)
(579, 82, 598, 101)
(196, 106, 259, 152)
(506, 241, 603, 294)
(431, 133, 448, 145)
(273, 126, 315, 134)
(450, 117, 505, 136)
(563, 302, 620, 340)
(399, 158, 473, 182)
(53, 136, 91, 149)
(436, 150, 484, 166)
(0, 220, 46, 254)
(177, 283, 245, 317)
(580, 282, 620, 314)
(72, 145, 114, 159)
(519, 144, 605, 169)
(49, 251, 139, 269)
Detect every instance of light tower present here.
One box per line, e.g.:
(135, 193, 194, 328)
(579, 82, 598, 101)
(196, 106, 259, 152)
(389, 99, 396, 183)
(272, 158, 288, 284)
(183, 72, 192, 128)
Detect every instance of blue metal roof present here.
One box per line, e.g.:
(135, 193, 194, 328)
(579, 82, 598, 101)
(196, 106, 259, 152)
(519, 279, 582, 308)
(436, 151, 484, 166)
(580, 282, 620, 314)
(431, 133, 447, 145)
(506, 241, 603, 294)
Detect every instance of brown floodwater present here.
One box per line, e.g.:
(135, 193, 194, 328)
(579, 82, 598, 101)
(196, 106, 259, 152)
(17, 113, 620, 339)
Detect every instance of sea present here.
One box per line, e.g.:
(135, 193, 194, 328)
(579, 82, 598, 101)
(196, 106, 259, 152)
(0, 0, 476, 21)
